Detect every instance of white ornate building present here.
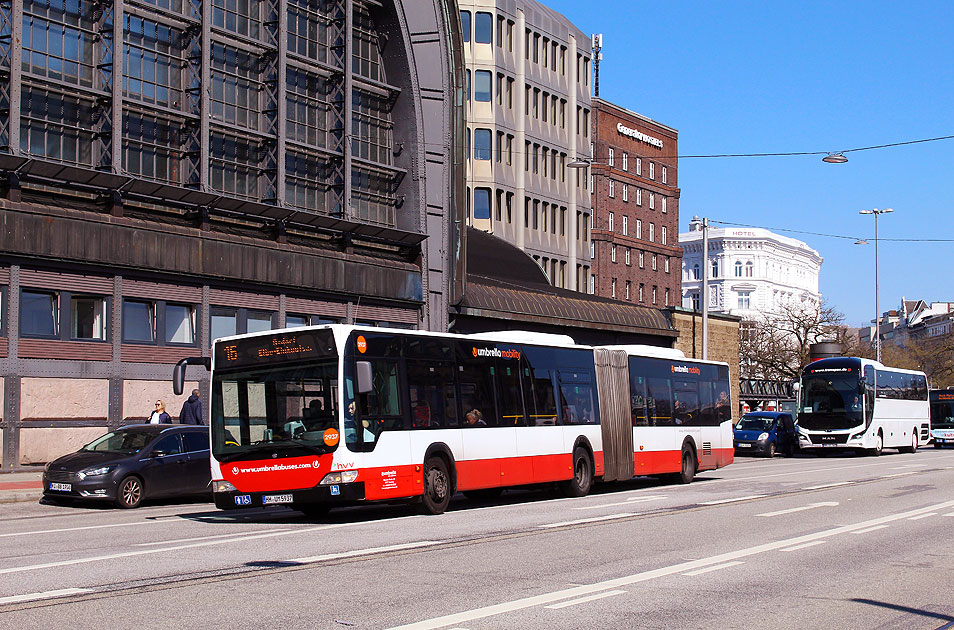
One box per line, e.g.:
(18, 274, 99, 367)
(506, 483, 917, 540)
(679, 217, 823, 318)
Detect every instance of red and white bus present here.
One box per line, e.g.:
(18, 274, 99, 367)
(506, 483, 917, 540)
(176, 325, 733, 515)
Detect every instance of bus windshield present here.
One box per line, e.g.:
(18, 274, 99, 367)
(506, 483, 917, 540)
(932, 394, 954, 429)
(211, 360, 341, 462)
(799, 371, 864, 430)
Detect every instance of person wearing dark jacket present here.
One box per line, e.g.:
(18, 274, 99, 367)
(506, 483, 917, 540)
(179, 390, 203, 425)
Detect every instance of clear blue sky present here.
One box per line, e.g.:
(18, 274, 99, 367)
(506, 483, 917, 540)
(546, 0, 954, 326)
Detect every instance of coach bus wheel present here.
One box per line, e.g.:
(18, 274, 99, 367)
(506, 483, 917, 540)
(422, 457, 451, 515)
(560, 447, 593, 498)
(868, 432, 884, 457)
(899, 431, 917, 454)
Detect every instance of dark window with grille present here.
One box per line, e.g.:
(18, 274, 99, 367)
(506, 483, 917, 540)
(286, 69, 332, 149)
(287, 0, 332, 62)
(123, 113, 181, 183)
(352, 5, 382, 82)
(210, 44, 261, 131)
(123, 16, 183, 109)
(20, 88, 94, 165)
(285, 151, 334, 213)
(210, 133, 261, 199)
(352, 89, 393, 165)
(22, 0, 95, 88)
(212, 0, 261, 39)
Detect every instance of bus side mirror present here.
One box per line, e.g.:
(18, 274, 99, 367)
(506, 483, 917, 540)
(858, 379, 866, 395)
(173, 357, 211, 395)
(356, 361, 373, 394)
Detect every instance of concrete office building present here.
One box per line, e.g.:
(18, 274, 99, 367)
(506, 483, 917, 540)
(0, 1, 464, 466)
(458, 0, 593, 291)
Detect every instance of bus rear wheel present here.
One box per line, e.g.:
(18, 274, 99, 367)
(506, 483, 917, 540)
(560, 447, 593, 498)
(421, 457, 452, 515)
(899, 431, 918, 454)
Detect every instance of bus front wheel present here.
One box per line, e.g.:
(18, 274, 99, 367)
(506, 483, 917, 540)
(674, 446, 697, 484)
(868, 432, 884, 457)
(421, 456, 452, 515)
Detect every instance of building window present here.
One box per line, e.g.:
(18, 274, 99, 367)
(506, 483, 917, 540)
(608, 148, 614, 167)
(622, 153, 628, 171)
(649, 162, 655, 180)
(611, 278, 616, 298)
(474, 70, 492, 101)
(636, 219, 642, 239)
(746, 261, 754, 277)
(636, 157, 641, 175)
(165, 304, 196, 344)
(649, 223, 655, 242)
(652, 254, 657, 271)
(661, 197, 667, 214)
(69, 296, 105, 340)
(608, 179, 615, 198)
(649, 193, 654, 210)
(124, 16, 183, 110)
(210, 307, 276, 341)
(639, 251, 645, 268)
(665, 256, 670, 273)
(473, 128, 492, 160)
(212, 0, 261, 37)
(711, 259, 719, 278)
(738, 291, 752, 310)
(662, 166, 668, 184)
(21, 290, 59, 338)
(611, 245, 617, 263)
(625, 248, 631, 266)
(473, 187, 491, 220)
(691, 292, 700, 310)
(652, 286, 657, 304)
(459, 11, 470, 42)
(608, 212, 614, 232)
(639, 283, 644, 302)
(693, 263, 700, 280)
(124, 300, 197, 345)
(20, 88, 94, 166)
(286, 314, 340, 328)
(622, 184, 628, 202)
(661, 226, 667, 245)
(23, 0, 95, 88)
(735, 261, 743, 277)
(636, 188, 642, 205)
(622, 215, 628, 235)
(625, 281, 631, 300)
(211, 43, 261, 131)
(474, 12, 492, 43)
(123, 300, 155, 342)
(590, 242, 595, 259)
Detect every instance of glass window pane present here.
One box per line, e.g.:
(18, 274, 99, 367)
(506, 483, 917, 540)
(459, 10, 470, 42)
(473, 187, 491, 220)
(473, 128, 491, 160)
(474, 12, 492, 44)
(165, 304, 195, 344)
(247, 311, 273, 333)
(22, 291, 58, 337)
(123, 300, 155, 342)
(286, 314, 309, 328)
(71, 296, 105, 340)
(211, 308, 237, 341)
(474, 70, 491, 101)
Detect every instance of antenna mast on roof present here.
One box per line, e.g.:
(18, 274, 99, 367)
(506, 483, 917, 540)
(591, 34, 603, 97)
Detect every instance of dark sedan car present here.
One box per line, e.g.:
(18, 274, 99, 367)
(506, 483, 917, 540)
(42, 424, 211, 508)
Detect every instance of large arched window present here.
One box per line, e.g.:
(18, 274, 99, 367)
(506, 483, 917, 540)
(711, 259, 719, 278)
(745, 261, 754, 277)
(735, 261, 743, 277)
(693, 263, 700, 280)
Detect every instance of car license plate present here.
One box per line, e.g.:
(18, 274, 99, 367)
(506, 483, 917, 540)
(49, 482, 71, 492)
(262, 494, 294, 505)
(736, 443, 751, 448)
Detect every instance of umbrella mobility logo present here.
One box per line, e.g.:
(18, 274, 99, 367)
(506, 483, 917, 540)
(472, 346, 521, 360)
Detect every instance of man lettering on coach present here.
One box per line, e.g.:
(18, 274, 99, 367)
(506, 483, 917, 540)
(179, 389, 203, 425)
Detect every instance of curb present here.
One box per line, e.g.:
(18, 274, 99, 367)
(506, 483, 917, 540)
(0, 492, 42, 504)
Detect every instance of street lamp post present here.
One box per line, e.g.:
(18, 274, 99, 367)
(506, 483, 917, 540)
(858, 208, 894, 363)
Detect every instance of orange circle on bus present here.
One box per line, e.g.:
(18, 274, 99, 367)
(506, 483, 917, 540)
(356, 335, 367, 353)
(323, 428, 340, 446)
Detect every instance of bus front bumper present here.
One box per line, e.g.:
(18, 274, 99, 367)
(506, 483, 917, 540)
(214, 482, 366, 510)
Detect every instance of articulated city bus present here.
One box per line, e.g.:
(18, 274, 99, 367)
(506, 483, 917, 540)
(797, 357, 929, 455)
(930, 389, 954, 448)
(175, 325, 733, 515)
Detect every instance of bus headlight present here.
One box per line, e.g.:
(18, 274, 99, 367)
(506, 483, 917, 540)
(757, 432, 769, 441)
(214, 480, 237, 493)
(320, 471, 359, 485)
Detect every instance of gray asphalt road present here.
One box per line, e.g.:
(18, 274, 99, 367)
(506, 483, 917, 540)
(2, 449, 953, 629)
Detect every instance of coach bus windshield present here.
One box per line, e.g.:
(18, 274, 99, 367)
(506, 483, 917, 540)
(932, 393, 954, 429)
(799, 369, 864, 431)
(211, 360, 341, 462)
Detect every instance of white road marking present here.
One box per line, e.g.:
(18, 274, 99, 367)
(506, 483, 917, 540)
(699, 495, 765, 505)
(0, 521, 154, 539)
(852, 525, 889, 535)
(880, 472, 915, 479)
(908, 513, 937, 521)
(539, 513, 638, 528)
(134, 529, 291, 546)
(682, 561, 744, 576)
(574, 496, 666, 511)
(0, 588, 90, 605)
(802, 482, 852, 490)
(945, 513, 954, 517)
(0, 523, 355, 576)
(757, 502, 839, 517)
(544, 590, 626, 609)
(780, 540, 827, 552)
(387, 499, 954, 630)
(292, 541, 442, 564)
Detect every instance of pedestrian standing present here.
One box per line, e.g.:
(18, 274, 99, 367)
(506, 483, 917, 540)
(149, 400, 171, 424)
(179, 389, 203, 425)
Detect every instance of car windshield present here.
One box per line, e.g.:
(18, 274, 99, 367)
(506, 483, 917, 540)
(81, 430, 154, 454)
(736, 416, 774, 431)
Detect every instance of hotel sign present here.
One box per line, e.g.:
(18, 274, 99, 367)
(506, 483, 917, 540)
(617, 123, 663, 149)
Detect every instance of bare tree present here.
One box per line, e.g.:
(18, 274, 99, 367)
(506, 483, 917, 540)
(881, 334, 954, 389)
(740, 300, 849, 381)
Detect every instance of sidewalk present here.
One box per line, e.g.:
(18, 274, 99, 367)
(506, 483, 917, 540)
(0, 471, 44, 504)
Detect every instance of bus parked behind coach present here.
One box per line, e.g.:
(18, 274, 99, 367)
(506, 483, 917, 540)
(797, 357, 929, 455)
(176, 325, 734, 516)
(930, 388, 954, 448)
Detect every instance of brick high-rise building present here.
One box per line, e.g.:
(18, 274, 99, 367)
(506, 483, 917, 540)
(588, 98, 681, 308)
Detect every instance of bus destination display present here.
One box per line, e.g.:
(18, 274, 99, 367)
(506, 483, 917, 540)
(215, 331, 335, 368)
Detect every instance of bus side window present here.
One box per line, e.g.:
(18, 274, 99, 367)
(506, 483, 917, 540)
(647, 377, 673, 426)
(457, 353, 497, 428)
(406, 361, 457, 428)
(558, 369, 597, 425)
(495, 361, 525, 426)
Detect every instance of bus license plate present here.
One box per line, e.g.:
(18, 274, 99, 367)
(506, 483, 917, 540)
(262, 494, 294, 505)
(49, 482, 71, 492)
